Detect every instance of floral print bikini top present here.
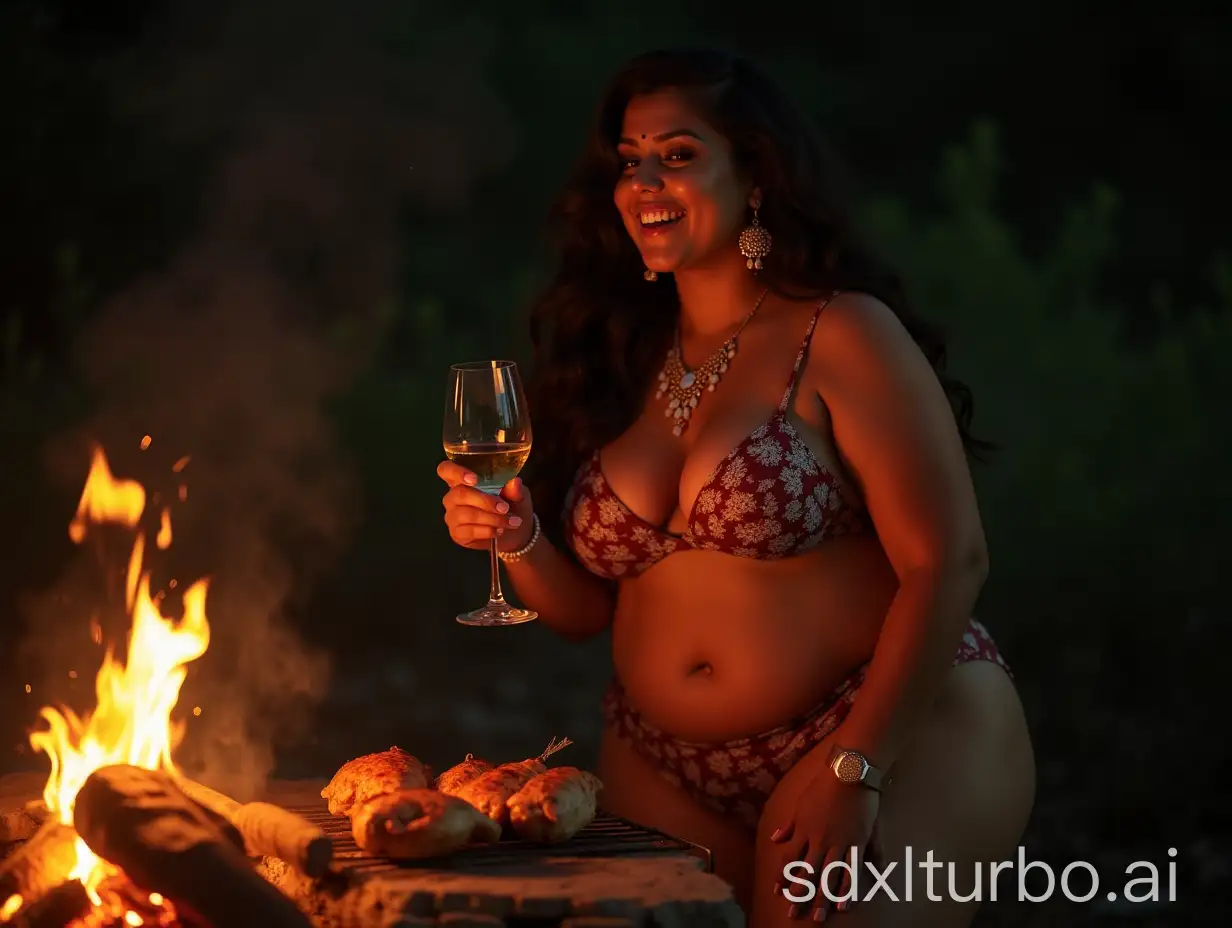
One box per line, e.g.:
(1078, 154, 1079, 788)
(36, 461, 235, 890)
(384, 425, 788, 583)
(563, 296, 873, 580)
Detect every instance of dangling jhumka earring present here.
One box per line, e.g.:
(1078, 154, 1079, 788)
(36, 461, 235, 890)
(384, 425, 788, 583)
(655, 287, 769, 436)
(738, 207, 772, 271)
(643, 267, 658, 281)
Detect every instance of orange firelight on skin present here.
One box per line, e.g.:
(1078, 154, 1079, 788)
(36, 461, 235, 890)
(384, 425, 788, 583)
(28, 445, 210, 907)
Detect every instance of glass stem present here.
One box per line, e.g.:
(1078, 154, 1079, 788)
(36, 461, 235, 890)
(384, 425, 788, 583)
(487, 538, 506, 605)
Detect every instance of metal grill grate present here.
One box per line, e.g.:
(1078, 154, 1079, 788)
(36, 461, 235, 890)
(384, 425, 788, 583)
(284, 802, 712, 872)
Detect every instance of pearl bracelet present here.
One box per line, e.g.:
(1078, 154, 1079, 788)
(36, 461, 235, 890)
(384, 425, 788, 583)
(497, 512, 541, 562)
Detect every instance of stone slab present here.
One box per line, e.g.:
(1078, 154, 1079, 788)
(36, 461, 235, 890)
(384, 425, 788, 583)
(1, 773, 746, 928)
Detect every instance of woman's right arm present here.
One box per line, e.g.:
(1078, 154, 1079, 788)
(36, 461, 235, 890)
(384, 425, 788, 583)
(438, 461, 615, 641)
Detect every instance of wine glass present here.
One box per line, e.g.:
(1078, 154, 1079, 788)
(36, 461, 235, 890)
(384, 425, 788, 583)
(443, 360, 538, 626)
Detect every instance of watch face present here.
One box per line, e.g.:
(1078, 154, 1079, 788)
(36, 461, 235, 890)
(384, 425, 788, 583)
(834, 752, 867, 783)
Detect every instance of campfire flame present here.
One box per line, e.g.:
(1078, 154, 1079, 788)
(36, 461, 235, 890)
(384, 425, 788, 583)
(26, 445, 211, 909)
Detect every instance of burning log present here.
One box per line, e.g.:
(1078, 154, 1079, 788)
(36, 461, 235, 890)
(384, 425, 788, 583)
(73, 765, 312, 928)
(138, 780, 244, 856)
(173, 777, 333, 878)
(1, 801, 48, 845)
(5, 879, 90, 928)
(178, 801, 245, 857)
(0, 821, 78, 903)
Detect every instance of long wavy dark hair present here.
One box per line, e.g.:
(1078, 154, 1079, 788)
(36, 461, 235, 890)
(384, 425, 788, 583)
(523, 47, 992, 542)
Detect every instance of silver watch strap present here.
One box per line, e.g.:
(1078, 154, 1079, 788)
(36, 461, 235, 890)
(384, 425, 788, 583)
(862, 761, 885, 791)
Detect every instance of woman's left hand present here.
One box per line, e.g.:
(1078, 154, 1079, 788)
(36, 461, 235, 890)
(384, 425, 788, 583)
(771, 772, 883, 919)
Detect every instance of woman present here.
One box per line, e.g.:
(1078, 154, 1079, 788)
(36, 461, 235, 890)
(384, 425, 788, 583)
(438, 47, 1035, 927)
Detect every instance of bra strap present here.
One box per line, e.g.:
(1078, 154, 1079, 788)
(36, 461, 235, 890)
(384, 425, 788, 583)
(777, 291, 838, 414)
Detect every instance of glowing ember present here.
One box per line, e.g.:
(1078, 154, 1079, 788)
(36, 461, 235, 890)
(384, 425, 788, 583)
(26, 445, 210, 914)
(156, 509, 173, 550)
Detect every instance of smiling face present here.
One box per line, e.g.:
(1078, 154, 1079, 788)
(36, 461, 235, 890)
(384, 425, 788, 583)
(614, 89, 758, 275)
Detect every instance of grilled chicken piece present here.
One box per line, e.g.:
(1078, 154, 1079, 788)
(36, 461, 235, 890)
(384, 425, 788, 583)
(320, 747, 432, 816)
(452, 737, 571, 828)
(434, 753, 494, 796)
(507, 767, 603, 843)
(351, 789, 500, 858)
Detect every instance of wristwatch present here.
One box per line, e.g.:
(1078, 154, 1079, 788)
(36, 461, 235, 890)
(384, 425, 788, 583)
(828, 745, 888, 791)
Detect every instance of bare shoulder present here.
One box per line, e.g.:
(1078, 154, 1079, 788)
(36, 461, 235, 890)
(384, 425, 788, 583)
(810, 290, 931, 379)
(799, 290, 984, 573)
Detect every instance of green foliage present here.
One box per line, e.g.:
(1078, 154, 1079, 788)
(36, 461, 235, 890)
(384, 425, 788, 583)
(860, 121, 1231, 620)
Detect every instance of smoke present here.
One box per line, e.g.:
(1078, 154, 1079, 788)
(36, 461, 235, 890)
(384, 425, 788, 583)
(19, 0, 520, 799)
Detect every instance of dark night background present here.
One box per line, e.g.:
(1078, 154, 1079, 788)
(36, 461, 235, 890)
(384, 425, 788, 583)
(1, 2, 1228, 924)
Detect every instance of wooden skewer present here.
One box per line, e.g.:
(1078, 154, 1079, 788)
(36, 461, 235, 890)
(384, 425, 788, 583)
(174, 776, 333, 878)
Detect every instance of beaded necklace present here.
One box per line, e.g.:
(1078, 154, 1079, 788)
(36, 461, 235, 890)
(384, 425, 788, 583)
(655, 288, 769, 436)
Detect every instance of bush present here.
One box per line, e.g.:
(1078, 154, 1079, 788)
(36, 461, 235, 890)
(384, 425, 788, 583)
(860, 120, 1231, 627)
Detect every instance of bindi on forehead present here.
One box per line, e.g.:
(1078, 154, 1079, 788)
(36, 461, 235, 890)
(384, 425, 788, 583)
(618, 126, 708, 147)
(621, 92, 711, 141)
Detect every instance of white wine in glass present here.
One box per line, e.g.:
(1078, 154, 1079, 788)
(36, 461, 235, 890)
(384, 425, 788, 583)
(443, 360, 538, 626)
(442, 441, 531, 494)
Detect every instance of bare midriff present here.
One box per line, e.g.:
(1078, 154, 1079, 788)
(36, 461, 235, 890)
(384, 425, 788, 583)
(610, 534, 899, 743)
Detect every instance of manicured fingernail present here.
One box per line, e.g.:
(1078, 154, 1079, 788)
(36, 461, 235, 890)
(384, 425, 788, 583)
(496, 502, 509, 513)
(463, 473, 476, 484)
(788, 904, 802, 919)
(507, 516, 522, 527)
(770, 828, 785, 841)
(772, 881, 782, 895)
(813, 907, 827, 921)
(836, 900, 849, 912)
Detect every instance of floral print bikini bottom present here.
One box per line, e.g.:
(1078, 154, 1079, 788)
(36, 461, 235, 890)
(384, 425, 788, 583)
(602, 618, 1011, 830)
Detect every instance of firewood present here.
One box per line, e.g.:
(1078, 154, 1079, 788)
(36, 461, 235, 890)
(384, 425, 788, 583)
(1, 811, 39, 846)
(7, 878, 90, 928)
(160, 778, 246, 856)
(73, 765, 312, 928)
(0, 821, 78, 902)
(233, 802, 332, 878)
(171, 776, 240, 818)
(188, 804, 246, 855)
(0, 801, 46, 845)
(174, 777, 332, 877)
